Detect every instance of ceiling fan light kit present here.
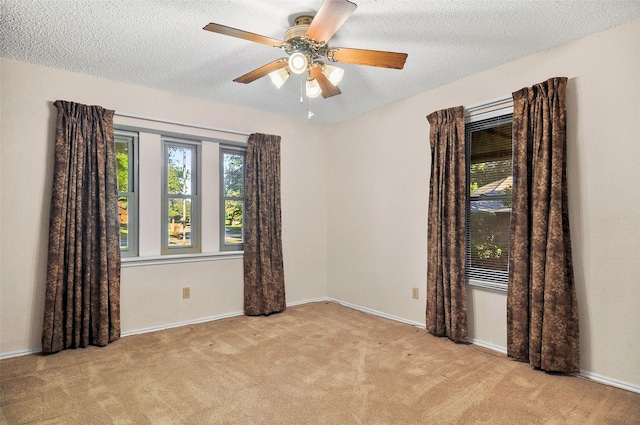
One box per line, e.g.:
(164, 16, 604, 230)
(268, 67, 290, 89)
(204, 0, 408, 102)
(288, 52, 309, 74)
(305, 75, 322, 98)
(321, 63, 344, 86)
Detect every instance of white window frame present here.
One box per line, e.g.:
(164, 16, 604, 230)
(115, 130, 139, 258)
(464, 96, 513, 292)
(161, 137, 201, 255)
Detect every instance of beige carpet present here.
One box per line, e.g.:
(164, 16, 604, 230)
(1, 301, 639, 424)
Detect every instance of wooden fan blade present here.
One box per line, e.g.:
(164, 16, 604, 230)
(310, 66, 341, 98)
(233, 58, 289, 84)
(331, 47, 408, 69)
(204, 23, 283, 47)
(306, 0, 357, 43)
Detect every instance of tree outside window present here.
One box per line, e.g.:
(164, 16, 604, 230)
(162, 140, 199, 254)
(115, 131, 137, 256)
(221, 149, 245, 250)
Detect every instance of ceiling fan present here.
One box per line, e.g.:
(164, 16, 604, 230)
(203, 0, 408, 99)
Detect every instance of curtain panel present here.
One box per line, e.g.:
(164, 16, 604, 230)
(507, 77, 579, 372)
(426, 106, 468, 343)
(42, 100, 121, 354)
(243, 133, 286, 316)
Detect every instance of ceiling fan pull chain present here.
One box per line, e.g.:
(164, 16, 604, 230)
(300, 78, 304, 103)
(308, 96, 314, 119)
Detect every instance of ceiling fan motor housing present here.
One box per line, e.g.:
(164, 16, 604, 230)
(284, 15, 313, 42)
(283, 14, 330, 66)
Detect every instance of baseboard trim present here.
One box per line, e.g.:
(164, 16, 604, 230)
(578, 370, 640, 394)
(122, 298, 328, 338)
(327, 297, 426, 329)
(466, 337, 507, 354)
(121, 310, 244, 338)
(0, 347, 41, 360)
(286, 297, 329, 307)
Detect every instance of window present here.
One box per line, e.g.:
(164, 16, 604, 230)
(115, 119, 247, 263)
(115, 130, 138, 257)
(465, 112, 513, 289)
(162, 138, 200, 254)
(220, 147, 246, 251)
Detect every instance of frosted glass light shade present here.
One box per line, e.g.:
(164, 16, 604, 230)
(288, 53, 308, 74)
(321, 64, 344, 86)
(268, 68, 290, 89)
(305, 76, 322, 98)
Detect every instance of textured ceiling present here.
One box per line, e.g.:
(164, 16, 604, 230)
(2, 0, 639, 124)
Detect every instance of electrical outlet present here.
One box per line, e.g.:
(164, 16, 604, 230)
(182, 287, 190, 299)
(412, 287, 419, 299)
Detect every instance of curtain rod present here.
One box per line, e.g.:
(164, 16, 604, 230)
(114, 112, 251, 137)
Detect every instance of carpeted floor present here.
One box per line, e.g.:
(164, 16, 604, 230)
(1, 301, 639, 424)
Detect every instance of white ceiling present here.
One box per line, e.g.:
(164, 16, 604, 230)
(2, 0, 639, 125)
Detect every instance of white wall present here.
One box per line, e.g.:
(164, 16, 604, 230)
(0, 58, 329, 355)
(327, 19, 640, 390)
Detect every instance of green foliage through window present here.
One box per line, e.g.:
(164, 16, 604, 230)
(115, 131, 137, 256)
(221, 149, 245, 250)
(163, 141, 198, 252)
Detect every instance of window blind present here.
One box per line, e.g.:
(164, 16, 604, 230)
(465, 113, 513, 287)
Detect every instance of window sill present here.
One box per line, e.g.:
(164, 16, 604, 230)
(466, 278, 507, 292)
(121, 251, 243, 268)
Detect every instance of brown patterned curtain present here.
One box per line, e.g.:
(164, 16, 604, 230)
(507, 77, 579, 372)
(426, 106, 467, 342)
(42, 101, 121, 354)
(243, 133, 286, 316)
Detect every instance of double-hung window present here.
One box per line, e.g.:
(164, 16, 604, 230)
(465, 103, 513, 290)
(115, 130, 138, 257)
(162, 138, 200, 255)
(220, 147, 246, 251)
(116, 121, 247, 261)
